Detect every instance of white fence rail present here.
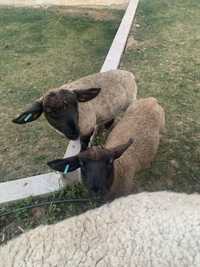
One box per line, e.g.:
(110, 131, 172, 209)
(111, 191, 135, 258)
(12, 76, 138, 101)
(0, 0, 139, 205)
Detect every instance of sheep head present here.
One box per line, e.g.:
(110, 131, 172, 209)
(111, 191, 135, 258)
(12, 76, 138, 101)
(47, 138, 133, 195)
(12, 87, 101, 140)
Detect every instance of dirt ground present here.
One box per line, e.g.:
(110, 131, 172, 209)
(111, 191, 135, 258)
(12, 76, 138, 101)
(0, 0, 128, 8)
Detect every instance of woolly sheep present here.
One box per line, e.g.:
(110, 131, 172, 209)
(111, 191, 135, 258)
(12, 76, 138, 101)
(1, 192, 200, 267)
(48, 97, 165, 199)
(13, 70, 137, 148)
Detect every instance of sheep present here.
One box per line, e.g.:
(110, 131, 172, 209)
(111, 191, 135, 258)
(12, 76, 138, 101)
(48, 97, 165, 200)
(13, 69, 137, 149)
(1, 191, 200, 267)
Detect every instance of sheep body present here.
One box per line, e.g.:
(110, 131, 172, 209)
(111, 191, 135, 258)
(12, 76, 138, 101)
(47, 97, 165, 198)
(1, 192, 200, 267)
(105, 97, 165, 198)
(59, 69, 137, 137)
(13, 70, 137, 143)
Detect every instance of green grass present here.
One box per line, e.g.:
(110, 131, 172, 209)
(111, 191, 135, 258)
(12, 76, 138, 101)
(1, 0, 200, 244)
(0, 7, 122, 182)
(0, 184, 102, 242)
(122, 0, 200, 193)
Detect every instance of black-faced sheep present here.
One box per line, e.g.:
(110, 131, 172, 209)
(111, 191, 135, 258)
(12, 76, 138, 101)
(48, 97, 165, 199)
(13, 70, 137, 149)
(1, 192, 200, 267)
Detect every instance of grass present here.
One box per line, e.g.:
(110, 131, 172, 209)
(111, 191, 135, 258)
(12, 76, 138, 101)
(0, 184, 103, 242)
(0, 5, 123, 244)
(122, 0, 200, 193)
(0, 6, 123, 182)
(1, 0, 200, 244)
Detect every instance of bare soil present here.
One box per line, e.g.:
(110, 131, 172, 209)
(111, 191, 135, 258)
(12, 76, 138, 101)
(0, 0, 128, 9)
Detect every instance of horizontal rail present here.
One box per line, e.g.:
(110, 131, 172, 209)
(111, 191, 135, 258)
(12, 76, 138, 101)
(0, 173, 61, 205)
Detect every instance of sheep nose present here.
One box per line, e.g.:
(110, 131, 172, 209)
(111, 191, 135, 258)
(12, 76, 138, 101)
(68, 120, 78, 132)
(67, 132, 79, 140)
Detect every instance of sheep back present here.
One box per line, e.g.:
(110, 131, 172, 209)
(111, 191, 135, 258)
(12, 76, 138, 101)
(1, 192, 200, 267)
(60, 70, 137, 136)
(105, 97, 165, 196)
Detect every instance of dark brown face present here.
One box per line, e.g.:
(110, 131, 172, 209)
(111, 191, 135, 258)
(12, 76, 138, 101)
(43, 90, 80, 140)
(47, 139, 134, 196)
(12, 87, 101, 141)
(79, 153, 114, 196)
(78, 147, 114, 195)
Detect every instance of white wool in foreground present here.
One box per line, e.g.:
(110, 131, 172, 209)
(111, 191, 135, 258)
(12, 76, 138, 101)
(1, 192, 200, 267)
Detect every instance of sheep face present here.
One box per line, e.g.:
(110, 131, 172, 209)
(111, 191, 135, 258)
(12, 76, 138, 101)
(43, 90, 80, 140)
(48, 139, 133, 196)
(79, 148, 114, 195)
(12, 87, 101, 140)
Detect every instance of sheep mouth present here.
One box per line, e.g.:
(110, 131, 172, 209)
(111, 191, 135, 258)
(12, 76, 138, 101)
(65, 132, 80, 140)
(52, 127, 80, 140)
(88, 186, 108, 197)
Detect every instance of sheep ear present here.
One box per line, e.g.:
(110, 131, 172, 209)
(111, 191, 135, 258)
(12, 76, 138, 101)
(110, 138, 134, 160)
(74, 88, 101, 102)
(12, 100, 43, 124)
(47, 155, 80, 173)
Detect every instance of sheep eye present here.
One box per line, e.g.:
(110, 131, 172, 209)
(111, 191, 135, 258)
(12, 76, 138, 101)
(51, 113, 59, 119)
(79, 160, 85, 167)
(63, 101, 68, 109)
(107, 158, 113, 165)
(46, 107, 52, 113)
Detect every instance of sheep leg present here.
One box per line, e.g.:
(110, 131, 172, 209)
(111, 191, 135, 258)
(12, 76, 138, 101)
(88, 125, 99, 147)
(81, 119, 114, 150)
(80, 129, 94, 151)
(104, 118, 115, 129)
